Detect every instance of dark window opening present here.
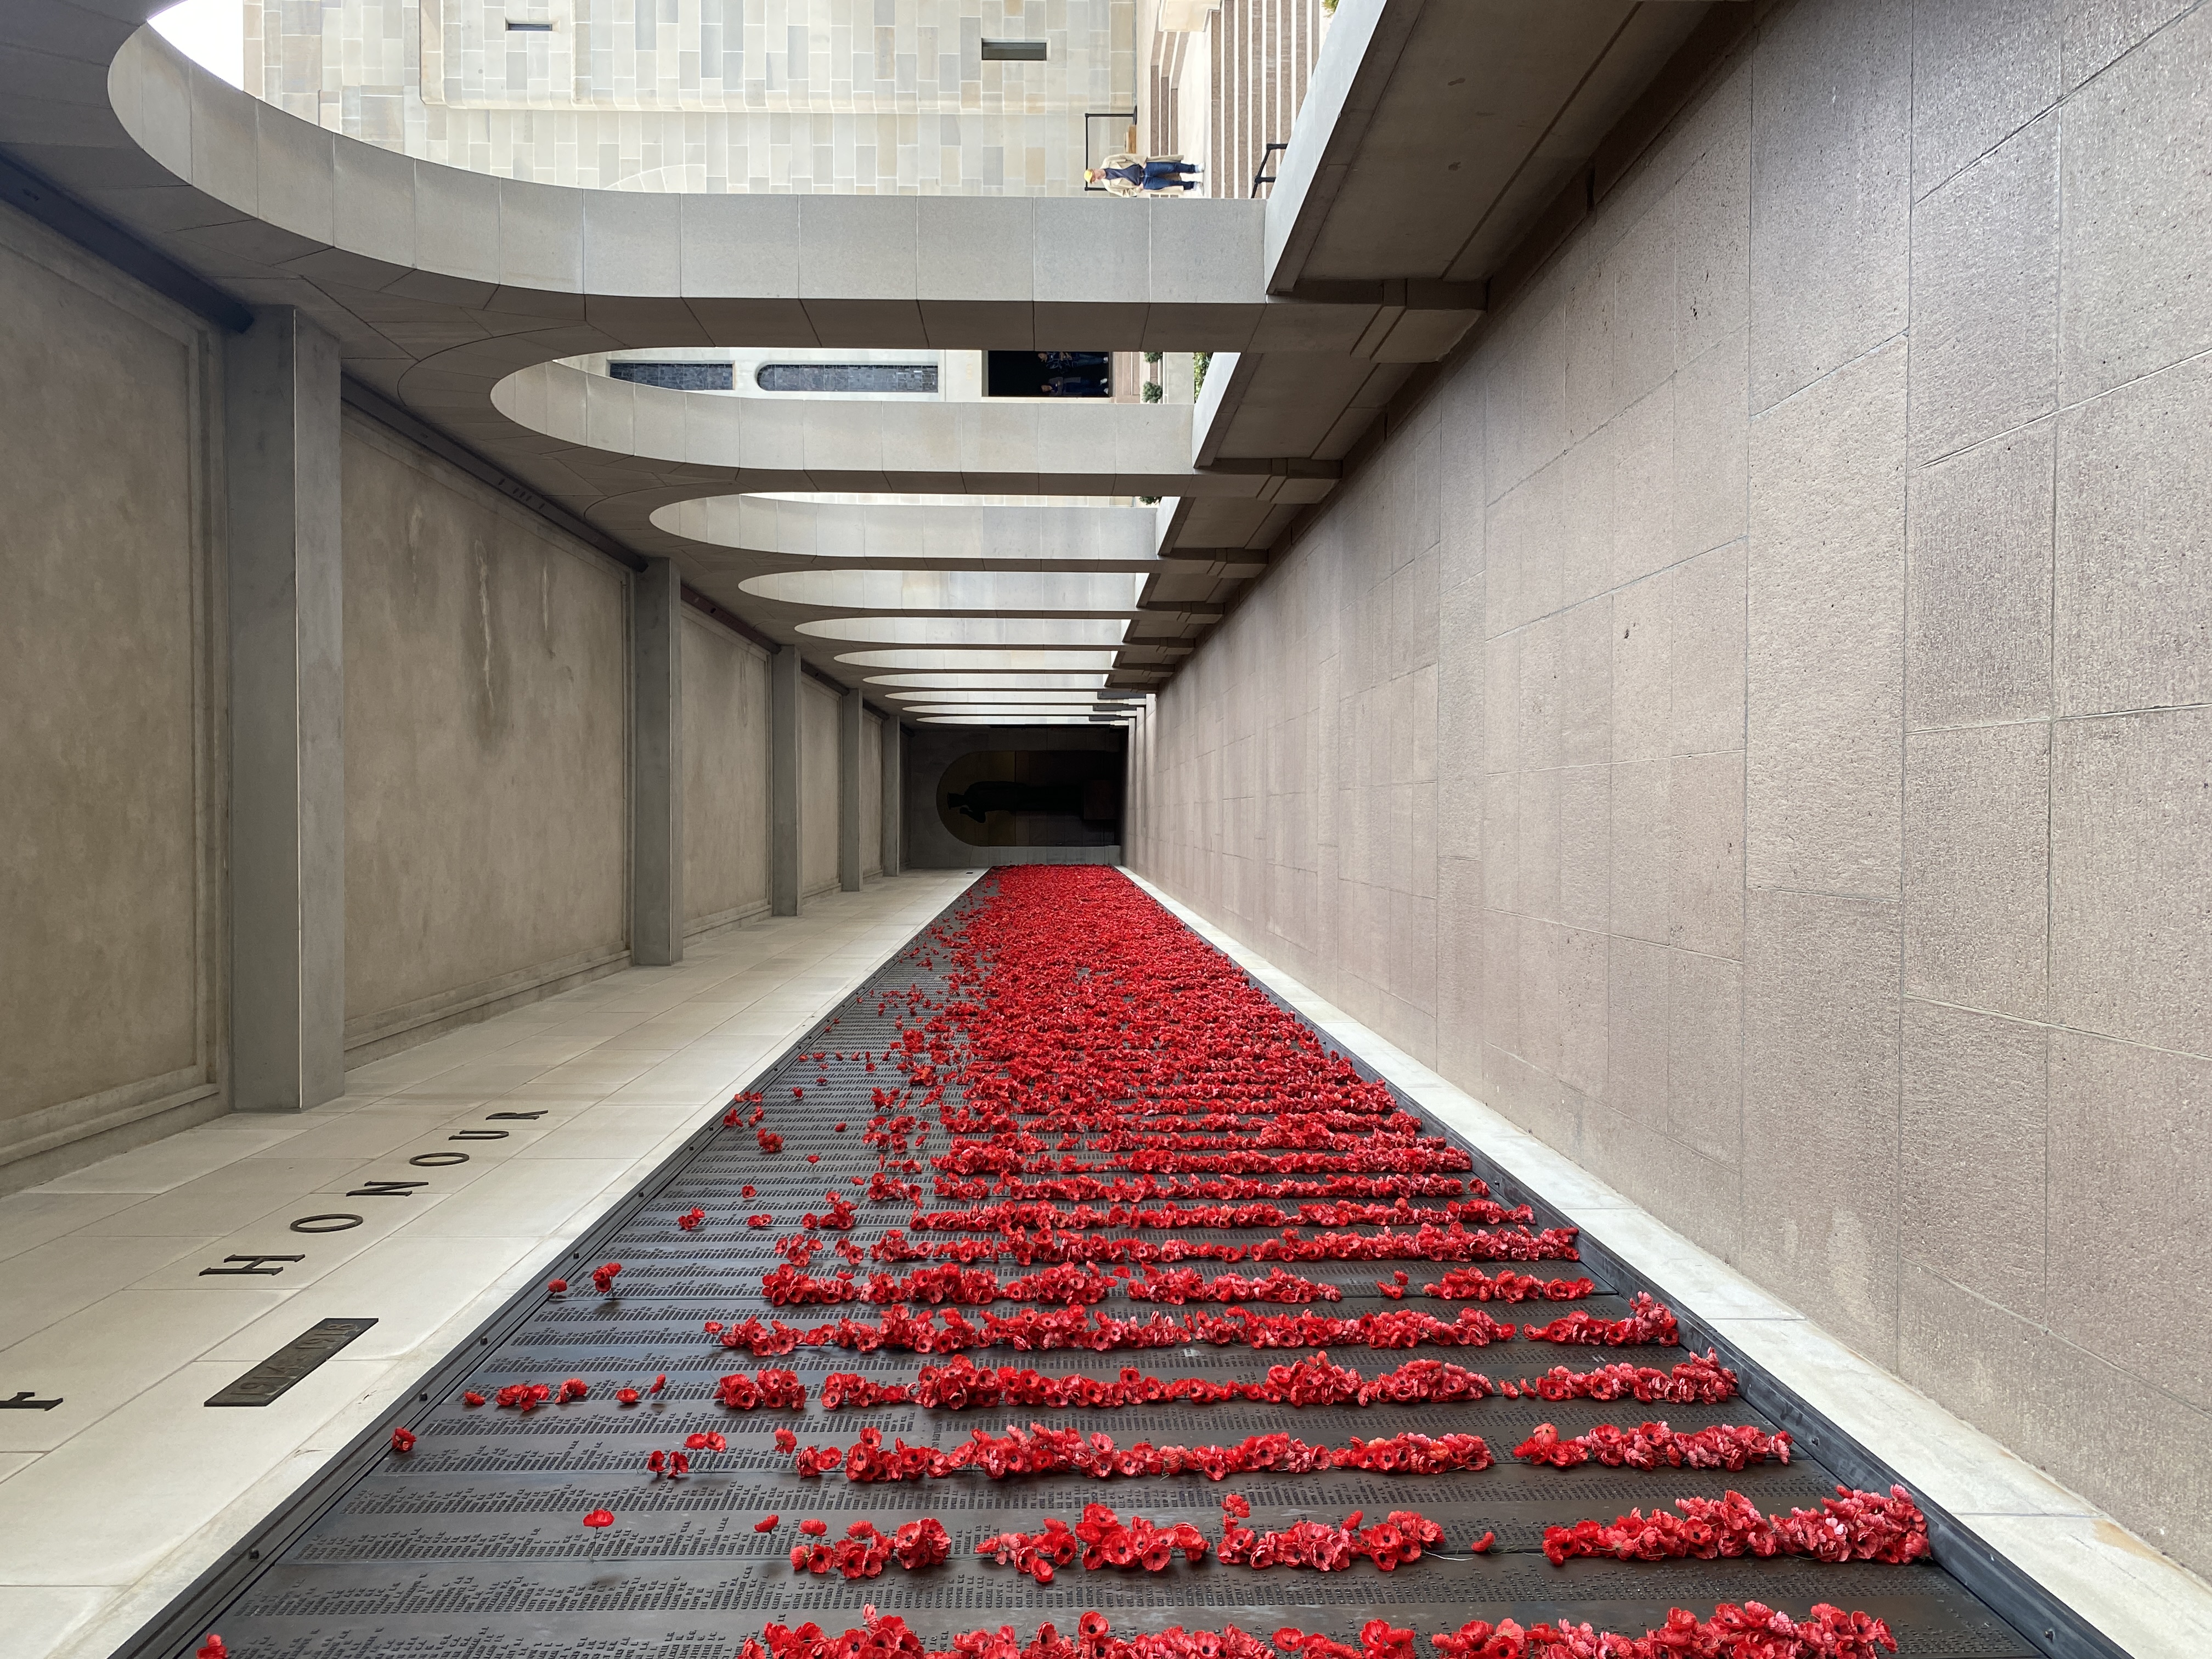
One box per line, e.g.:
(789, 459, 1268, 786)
(756, 363, 940, 393)
(608, 361, 734, 391)
(504, 20, 555, 30)
(986, 350, 1111, 398)
(981, 39, 1048, 61)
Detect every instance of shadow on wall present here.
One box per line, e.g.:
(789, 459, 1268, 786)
(904, 726, 1125, 868)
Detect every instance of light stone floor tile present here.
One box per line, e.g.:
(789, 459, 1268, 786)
(394, 1156, 637, 1239)
(0, 1235, 219, 1350)
(0, 1587, 119, 1655)
(31, 1115, 320, 1194)
(0, 1451, 41, 1485)
(201, 1234, 543, 1364)
(0, 1287, 287, 1452)
(93, 1158, 376, 1238)
(126, 1198, 437, 1293)
(0, 1193, 146, 1263)
(1121, 870, 2212, 1658)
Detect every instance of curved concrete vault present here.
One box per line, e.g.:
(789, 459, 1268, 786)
(2, 0, 1723, 703)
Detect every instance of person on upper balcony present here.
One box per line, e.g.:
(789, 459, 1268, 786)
(1087, 154, 1203, 195)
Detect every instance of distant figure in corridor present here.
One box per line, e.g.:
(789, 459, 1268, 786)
(1088, 155, 1203, 194)
(946, 781, 1086, 822)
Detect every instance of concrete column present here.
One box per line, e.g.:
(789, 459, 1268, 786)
(225, 306, 345, 1112)
(838, 686, 864, 892)
(770, 645, 800, 915)
(879, 714, 902, 877)
(630, 559, 682, 964)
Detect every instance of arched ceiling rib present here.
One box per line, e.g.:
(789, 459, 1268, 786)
(0, 4, 1733, 712)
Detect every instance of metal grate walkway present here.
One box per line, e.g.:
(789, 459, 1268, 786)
(146, 882, 2038, 1658)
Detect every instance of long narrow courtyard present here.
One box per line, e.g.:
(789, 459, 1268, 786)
(185, 870, 2029, 1659)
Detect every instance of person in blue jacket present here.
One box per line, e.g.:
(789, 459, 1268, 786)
(1087, 159, 1202, 193)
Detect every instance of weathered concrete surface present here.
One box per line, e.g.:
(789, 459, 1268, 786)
(799, 675, 841, 897)
(0, 205, 223, 1184)
(681, 611, 772, 934)
(1127, 0, 2212, 1577)
(341, 414, 629, 1055)
(225, 306, 345, 1112)
(838, 685, 864, 893)
(630, 557, 682, 966)
(880, 714, 904, 877)
(862, 709, 885, 879)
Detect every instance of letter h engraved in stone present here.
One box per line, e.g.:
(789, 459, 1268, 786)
(200, 1254, 307, 1276)
(0, 1391, 64, 1409)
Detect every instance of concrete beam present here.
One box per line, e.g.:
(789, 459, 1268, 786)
(656, 496, 1160, 567)
(770, 646, 801, 916)
(880, 716, 902, 878)
(630, 557, 683, 965)
(838, 686, 864, 893)
(225, 307, 344, 1113)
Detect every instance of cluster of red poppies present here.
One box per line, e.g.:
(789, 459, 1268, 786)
(788, 1517, 952, 1578)
(735, 1606, 1895, 1659)
(938, 1173, 1474, 1203)
(703, 1300, 1561, 1357)
(936, 1143, 1474, 1179)
(979, 1504, 1214, 1582)
(803, 1350, 1740, 1413)
(1414, 1267, 1594, 1302)
(788, 1421, 1494, 1483)
(1123, 1266, 1342, 1304)
(1539, 1486, 1928, 1567)
(1215, 1494, 1447, 1572)
(762, 1262, 1123, 1307)
(1512, 1421, 1792, 1472)
(467, 1378, 588, 1413)
(713, 1368, 806, 1409)
(1520, 1291, 1680, 1346)
(1429, 1605, 1898, 1659)
(910, 1197, 1532, 1233)
(741, 1611, 1283, 1659)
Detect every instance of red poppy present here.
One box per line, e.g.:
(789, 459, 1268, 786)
(389, 1426, 416, 1453)
(800, 1518, 828, 1536)
(462, 1391, 486, 1407)
(649, 1373, 667, 1394)
(754, 1514, 781, 1532)
(546, 1278, 567, 1294)
(616, 1387, 640, 1406)
(583, 1509, 614, 1528)
(195, 1639, 227, 1659)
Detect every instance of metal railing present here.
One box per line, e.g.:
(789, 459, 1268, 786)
(1250, 141, 1288, 197)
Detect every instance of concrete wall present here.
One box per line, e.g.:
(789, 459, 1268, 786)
(862, 709, 886, 879)
(682, 610, 773, 933)
(1127, 0, 2212, 1573)
(342, 414, 630, 1057)
(0, 205, 226, 1188)
(798, 676, 842, 896)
